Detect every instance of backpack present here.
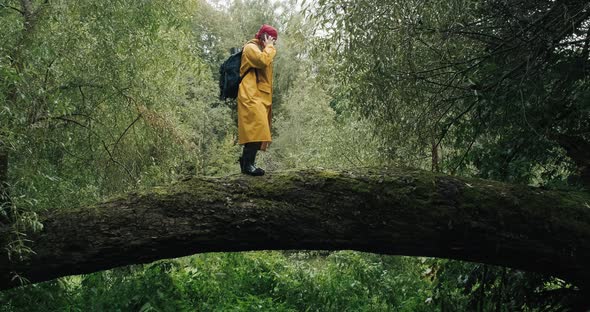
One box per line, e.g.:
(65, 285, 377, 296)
(219, 48, 254, 101)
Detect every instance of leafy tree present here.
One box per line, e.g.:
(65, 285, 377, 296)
(309, 0, 590, 309)
(310, 0, 590, 185)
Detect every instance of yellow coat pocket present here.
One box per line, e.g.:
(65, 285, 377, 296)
(258, 82, 271, 94)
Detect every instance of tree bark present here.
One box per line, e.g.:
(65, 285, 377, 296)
(0, 168, 589, 292)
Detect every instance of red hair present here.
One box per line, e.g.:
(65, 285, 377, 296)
(255, 24, 278, 41)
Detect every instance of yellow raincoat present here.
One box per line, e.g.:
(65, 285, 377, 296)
(237, 39, 276, 151)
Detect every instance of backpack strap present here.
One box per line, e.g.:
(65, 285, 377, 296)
(239, 67, 255, 84)
(238, 42, 262, 84)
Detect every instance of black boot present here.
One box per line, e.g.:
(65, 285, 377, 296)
(241, 142, 265, 176)
(238, 156, 246, 173)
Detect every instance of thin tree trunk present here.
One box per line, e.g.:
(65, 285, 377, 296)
(0, 148, 7, 195)
(0, 146, 8, 222)
(19, 0, 34, 30)
(432, 138, 440, 173)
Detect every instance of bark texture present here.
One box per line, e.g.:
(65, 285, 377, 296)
(1, 168, 590, 291)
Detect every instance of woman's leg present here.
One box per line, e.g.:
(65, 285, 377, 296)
(241, 142, 264, 176)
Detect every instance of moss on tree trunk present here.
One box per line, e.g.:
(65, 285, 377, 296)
(1, 168, 589, 292)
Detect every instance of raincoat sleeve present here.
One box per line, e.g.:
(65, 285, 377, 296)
(243, 43, 276, 69)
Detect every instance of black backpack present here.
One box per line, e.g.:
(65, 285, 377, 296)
(219, 49, 254, 101)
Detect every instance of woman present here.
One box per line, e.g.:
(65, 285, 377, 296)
(237, 24, 278, 176)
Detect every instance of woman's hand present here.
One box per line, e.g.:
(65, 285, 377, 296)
(263, 34, 276, 46)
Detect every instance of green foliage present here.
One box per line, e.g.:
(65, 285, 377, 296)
(0, 251, 582, 311)
(269, 74, 384, 170)
(428, 259, 582, 311)
(309, 0, 589, 185)
(0, 251, 436, 311)
(1, 0, 212, 206)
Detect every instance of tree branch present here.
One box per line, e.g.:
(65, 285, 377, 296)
(435, 100, 478, 149)
(52, 117, 137, 183)
(112, 114, 142, 154)
(0, 3, 24, 15)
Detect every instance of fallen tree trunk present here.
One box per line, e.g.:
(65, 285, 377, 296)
(1, 168, 590, 291)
